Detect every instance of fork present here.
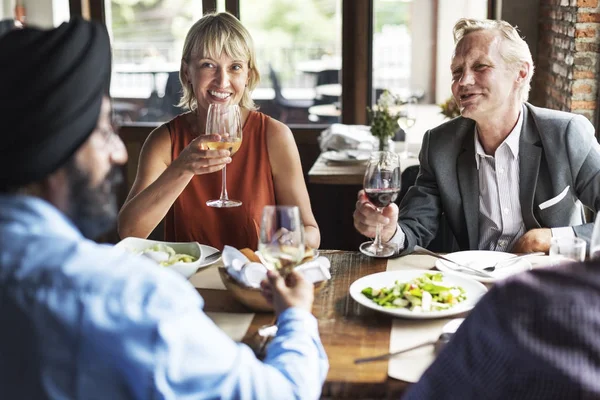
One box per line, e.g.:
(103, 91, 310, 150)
(483, 252, 545, 272)
(413, 246, 495, 279)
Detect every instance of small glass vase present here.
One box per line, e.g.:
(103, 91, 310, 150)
(378, 136, 393, 151)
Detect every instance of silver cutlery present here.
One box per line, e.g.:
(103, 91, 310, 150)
(483, 252, 545, 272)
(413, 245, 495, 279)
(354, 318, 464, 364)
(354, 338, 442, 364)
(203, 251, 222, 263)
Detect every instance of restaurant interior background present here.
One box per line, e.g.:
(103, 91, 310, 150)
(3, 0, 599, 250)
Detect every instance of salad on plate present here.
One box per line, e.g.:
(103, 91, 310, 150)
(361, 272, 467, 312)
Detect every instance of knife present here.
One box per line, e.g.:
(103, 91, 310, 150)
(203, 251, 221, 263)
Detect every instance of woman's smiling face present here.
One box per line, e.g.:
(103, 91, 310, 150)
(184, 52, 249, 114)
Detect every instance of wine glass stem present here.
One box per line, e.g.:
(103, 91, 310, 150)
(373, 208, 384, 250)
(219, 165, 230, 201)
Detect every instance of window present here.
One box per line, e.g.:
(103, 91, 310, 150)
(372, 0, 488, 106)
(372, 0, 412, 102)
(106, 1, 204, 123)
(241, 0, 342, 125)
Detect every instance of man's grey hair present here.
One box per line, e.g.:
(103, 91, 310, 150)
(453, 18, 534, 103)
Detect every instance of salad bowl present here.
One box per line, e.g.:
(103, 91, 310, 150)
(115, 237, 221, 279)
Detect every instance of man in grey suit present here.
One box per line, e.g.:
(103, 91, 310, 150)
(354, 18, 600, 254)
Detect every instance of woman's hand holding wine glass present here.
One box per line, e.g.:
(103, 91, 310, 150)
(172, 134, 232, 176)
(359, 151, 401, 257)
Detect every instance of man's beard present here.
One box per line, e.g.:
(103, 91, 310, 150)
(64, 159, 123, 240)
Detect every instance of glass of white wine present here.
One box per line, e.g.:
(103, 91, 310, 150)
(398, 97, 416, 158)
(258, 206, 305, 276)
(205, 103, 243, 208)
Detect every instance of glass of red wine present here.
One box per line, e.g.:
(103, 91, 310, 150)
(359, 151, 401, 257)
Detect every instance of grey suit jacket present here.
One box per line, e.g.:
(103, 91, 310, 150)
(399, 102, 600, 252)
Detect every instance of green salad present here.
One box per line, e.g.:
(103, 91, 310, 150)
(141, 244, 197, 266)
(361, 272, 466, 312)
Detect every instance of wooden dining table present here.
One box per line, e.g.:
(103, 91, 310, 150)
(195, 250, 431, 399)
(193, 249, 557, 398)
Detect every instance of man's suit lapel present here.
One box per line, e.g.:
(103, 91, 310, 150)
(457, 121, 480, 249)
(519, 104, 543, 229)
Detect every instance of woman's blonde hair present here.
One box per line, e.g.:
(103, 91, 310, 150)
(179, 12, 260, 111)
(453, 18, 534, 103)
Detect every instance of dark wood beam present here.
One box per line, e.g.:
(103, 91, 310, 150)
(225, 0, 240, 18)
(431, 0, 438, 105)
(89, 0, 106, 23)
(342, 0, 372, 125)
(203, 0, 217, 14)
(488, 0, 498, 19)
(69, 0, 105, 23)
(68, 0, 87, 19)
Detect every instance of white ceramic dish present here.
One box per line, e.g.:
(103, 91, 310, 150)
(321, 150, 370, 164)
(434, 250, 532, 283)
(115, 237, 221, 279)
(349, 270, 487, 319)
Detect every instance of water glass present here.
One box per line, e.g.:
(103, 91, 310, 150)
(549, 237, 586, 263)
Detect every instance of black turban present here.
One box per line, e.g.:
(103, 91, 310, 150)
(0, 18, 111, 187)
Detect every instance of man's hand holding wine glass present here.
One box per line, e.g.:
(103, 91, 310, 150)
(356, 151, 401, 257)
(354, 189, 399, 242)
(258, 205, 314, 317)
(259, 206, 305, 276)
(260, 269, 314, 317)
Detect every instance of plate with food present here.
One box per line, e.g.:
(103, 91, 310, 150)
(349, 270, 487, 319)
(115, 237, 221, 278)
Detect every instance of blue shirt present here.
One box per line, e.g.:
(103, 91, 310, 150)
(0, 195, 328, 399)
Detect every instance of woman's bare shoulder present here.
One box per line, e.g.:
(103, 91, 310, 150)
(264, 114, 293, 142)
(140, 121, 175, 166)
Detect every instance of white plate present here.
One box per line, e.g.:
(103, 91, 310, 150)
(435, 250, 532, 283)
(321, 150, 370, 164)
(115, 237, 221, 279)
(349, 270, 487, 319)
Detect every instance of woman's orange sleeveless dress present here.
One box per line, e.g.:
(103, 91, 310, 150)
(164, 111, 276, 250)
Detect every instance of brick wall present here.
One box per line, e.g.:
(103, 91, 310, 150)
(531, 0, 600, 123)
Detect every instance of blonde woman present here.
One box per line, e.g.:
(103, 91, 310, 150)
(118, 12, 320, 251)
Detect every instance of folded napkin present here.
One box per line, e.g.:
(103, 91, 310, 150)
(318, 123, 378, 152)
(222, 246, 331, 288)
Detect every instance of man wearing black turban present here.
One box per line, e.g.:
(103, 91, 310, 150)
(0, 17, 121, 239)
(0, 19, 328, 400)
